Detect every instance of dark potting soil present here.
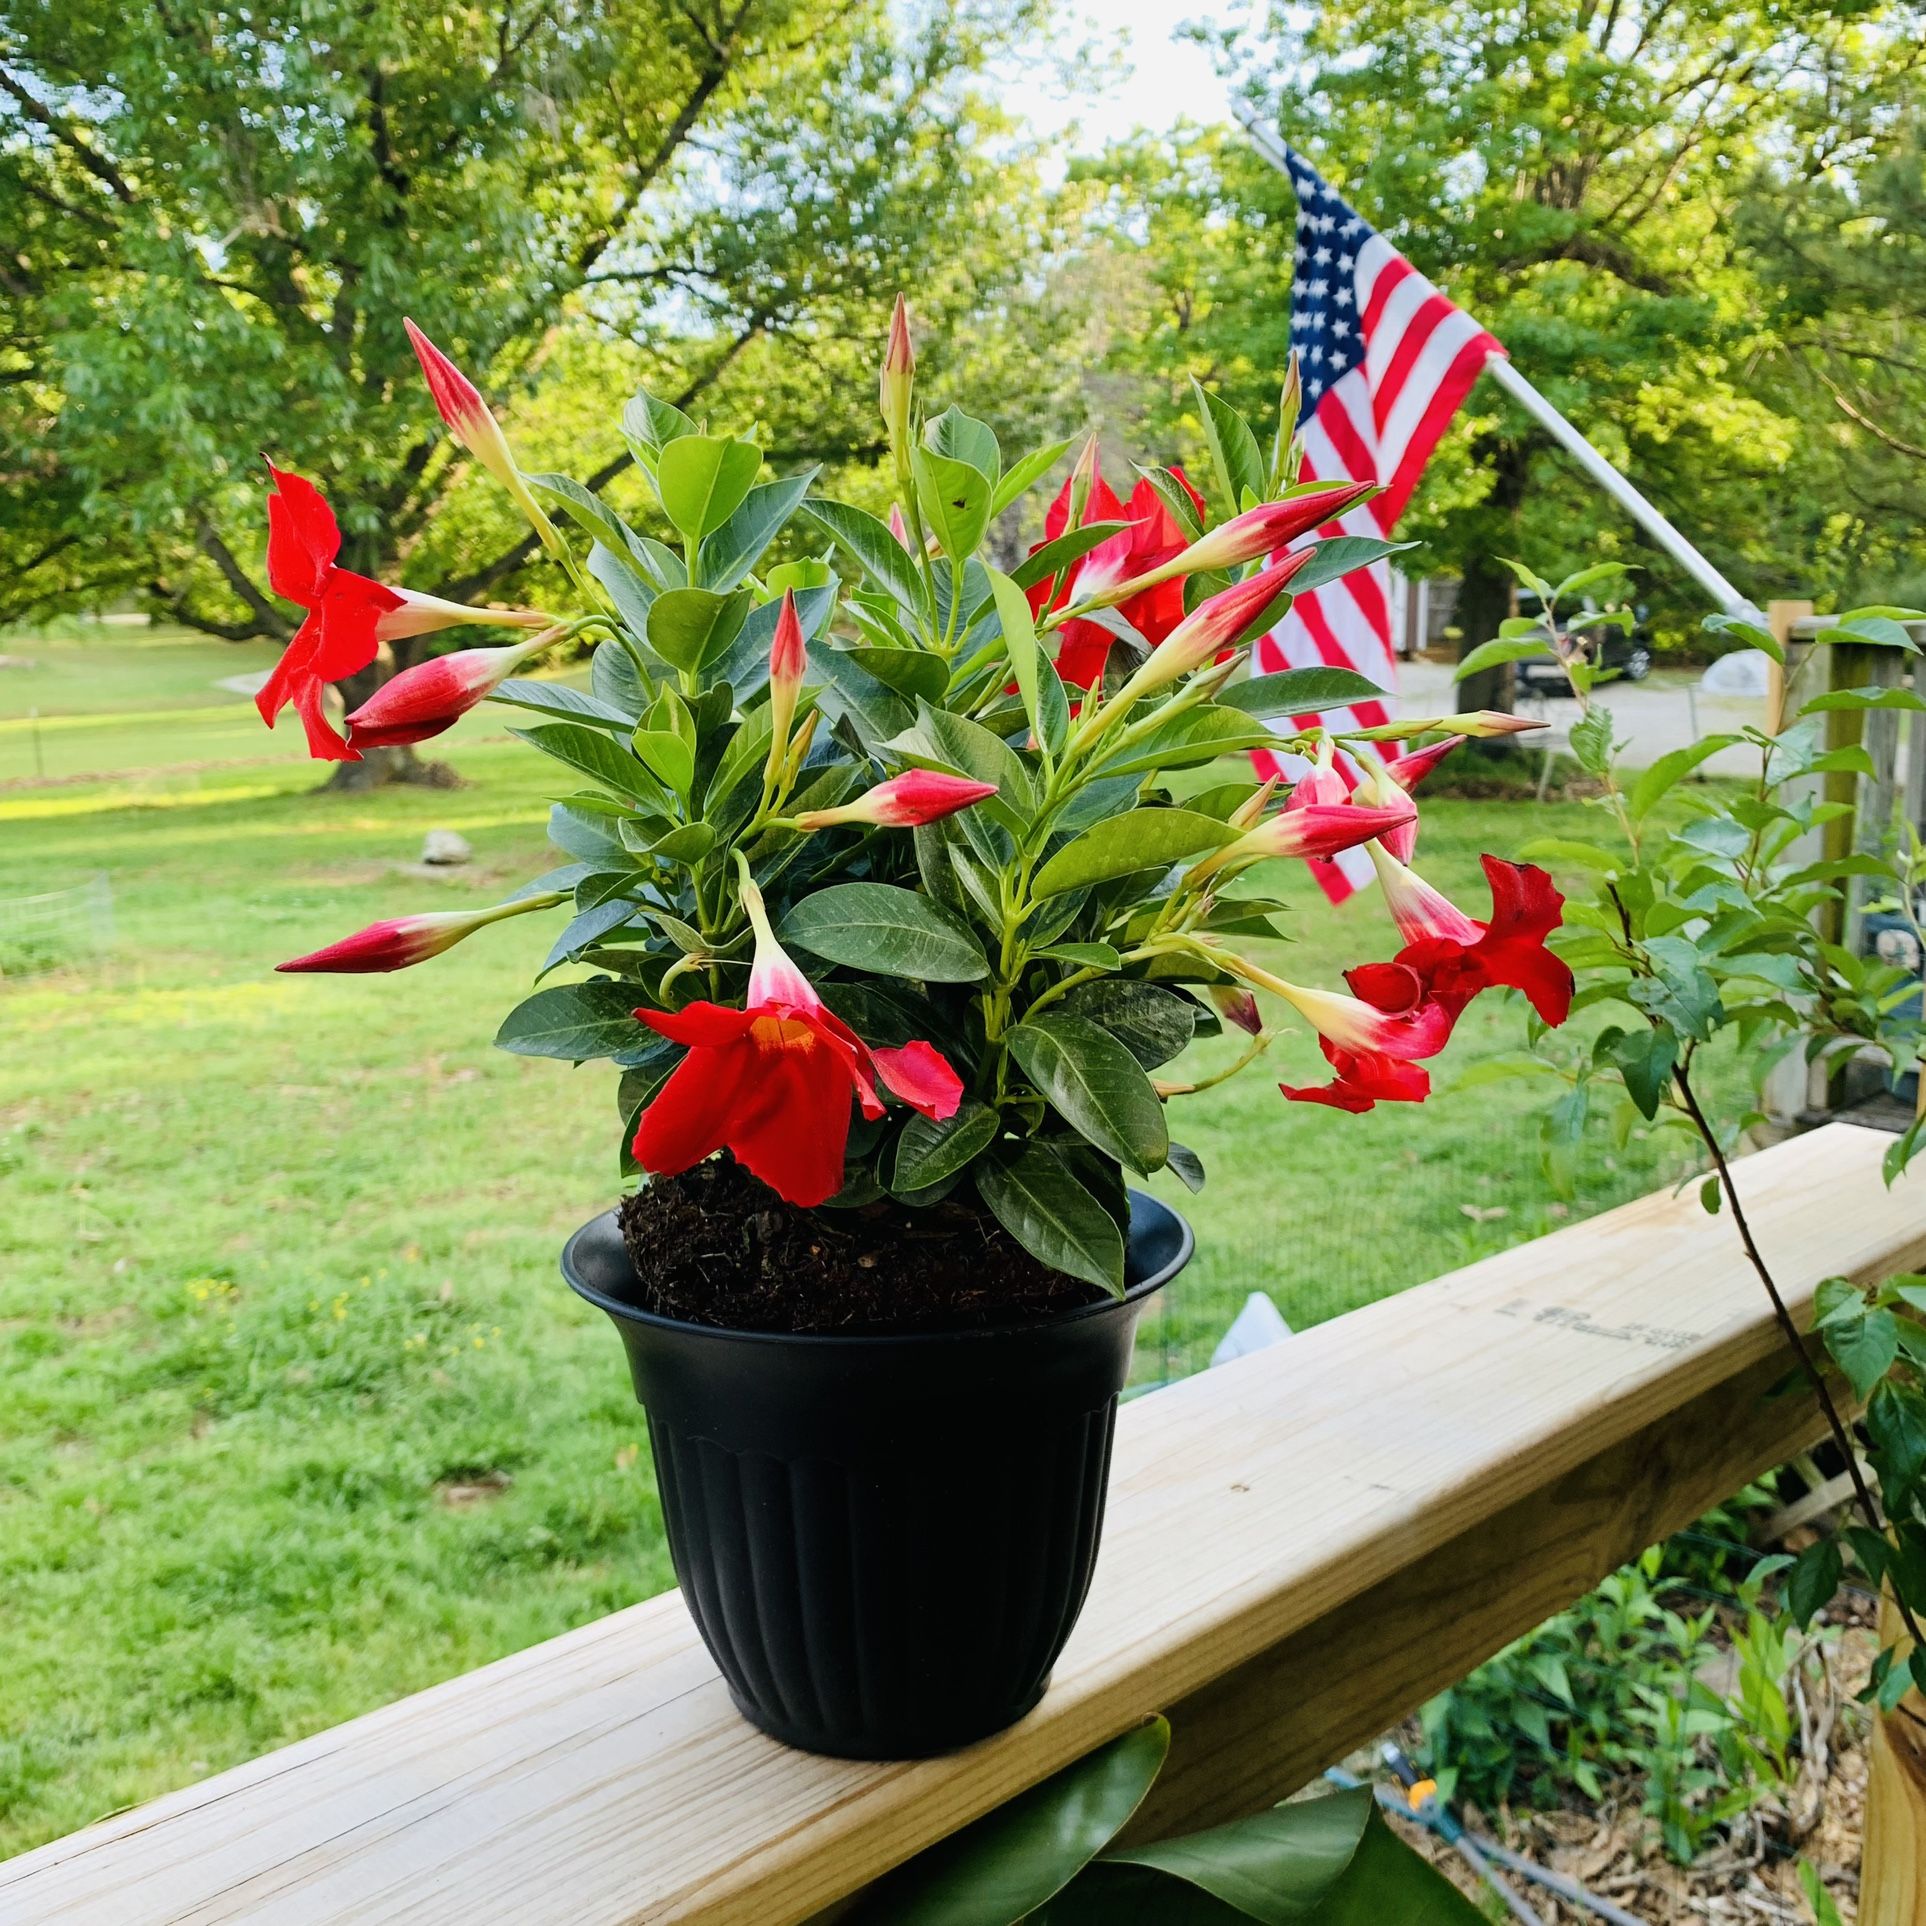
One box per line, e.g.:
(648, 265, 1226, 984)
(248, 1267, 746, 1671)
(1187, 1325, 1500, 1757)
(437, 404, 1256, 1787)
(615, 1155, 1107, 1335)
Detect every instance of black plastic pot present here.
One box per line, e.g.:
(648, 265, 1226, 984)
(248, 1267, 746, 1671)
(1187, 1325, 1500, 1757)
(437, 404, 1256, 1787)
(562, 1191, 1192, 1759)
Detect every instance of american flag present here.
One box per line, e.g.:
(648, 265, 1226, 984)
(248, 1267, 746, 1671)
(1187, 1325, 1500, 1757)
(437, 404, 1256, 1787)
(1252, 143, 1505, 901)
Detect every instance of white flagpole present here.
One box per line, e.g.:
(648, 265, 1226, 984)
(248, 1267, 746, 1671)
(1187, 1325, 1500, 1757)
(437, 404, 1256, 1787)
(1234, 109, 1766, 624)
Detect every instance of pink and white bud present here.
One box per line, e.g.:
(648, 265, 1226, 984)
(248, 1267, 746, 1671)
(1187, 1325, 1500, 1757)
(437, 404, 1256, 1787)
(1115, 552, 1312, 702)
(880, 294, 915, 455)
(791, 769, 998, 832)
(1092, 483, 1377, 606)
(347, 633, 554, 748)
(1287, 737, 1349, 810)
(1195, 796, 1416, 879)
(1366, 841, 1482, 947)
(275, 892, 564, 975)
(404, 320, 518, 491)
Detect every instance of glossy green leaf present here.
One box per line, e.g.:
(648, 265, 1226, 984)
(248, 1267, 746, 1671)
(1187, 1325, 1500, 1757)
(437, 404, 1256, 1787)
(845, 646, 950, 704)
(1627, 737, 1744, 821)
(803, 498, 930, 616)
(1454, 635, 1555, 682)
(988, 565, 1048, 756)
(491, 679, 635, 732)
(1702, 611, 1785, 663)
(586, 541, 662, 651)
(844, 1720, 1168, 1926)
(1090, 1790, 1485, 1926)
(1007, 521, 1132, 594)
(655, 435, 762, 541)
(989, 435, 1075, 519)
(524, 472, 638, 557)
(1060, 979, 1197, 1069)
(1032, 809, 1236, 898)
(891, 1102, 1002, 1195)
(1221, 667, 1385, 718)
(976, 1141, 1127, 1292)
(646, 586, 754, 676)
(1193, 378, 1266, 513)
(510, 721, 664, 805)
(620, 388, 695, 471)
(697, 467, 817, 591)
(913, 443, 995, 560)
(1008, 1014, 1169, 1174)
(1284, 535, 1412, 595)
(925, 405, 1001, 483)
(589, 638, 649, 719)
(779, 883, 988, 982)
(495, 982, 646, 1062)
(1092, 705, 1277, 779)
(1827, 1306, 1900, 1399)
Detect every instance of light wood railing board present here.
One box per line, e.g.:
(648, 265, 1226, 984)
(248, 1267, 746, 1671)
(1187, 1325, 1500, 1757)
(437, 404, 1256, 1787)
(4, 1122, 1920, 1926)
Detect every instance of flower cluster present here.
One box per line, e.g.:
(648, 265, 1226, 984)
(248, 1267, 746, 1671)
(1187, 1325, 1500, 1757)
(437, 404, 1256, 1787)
(256, 306, 1570, 1291)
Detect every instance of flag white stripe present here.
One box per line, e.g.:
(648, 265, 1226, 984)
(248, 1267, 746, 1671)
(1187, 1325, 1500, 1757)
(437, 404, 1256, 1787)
(1377, 308, 1487, 481)
(1363, 269, 1438, 387)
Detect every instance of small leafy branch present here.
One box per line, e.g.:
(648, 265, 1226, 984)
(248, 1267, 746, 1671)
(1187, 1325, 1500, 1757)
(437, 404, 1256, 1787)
(1488, 563, 1926, 1697)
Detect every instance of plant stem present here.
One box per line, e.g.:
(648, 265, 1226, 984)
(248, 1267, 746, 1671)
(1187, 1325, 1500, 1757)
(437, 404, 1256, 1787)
(1673, 1062, 1926, 1650)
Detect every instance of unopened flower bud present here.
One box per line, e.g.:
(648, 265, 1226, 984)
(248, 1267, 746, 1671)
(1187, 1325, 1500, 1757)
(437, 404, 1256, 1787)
(276, 893, 564, 974)
(1114, 552, 1311, 703)
(791, 770, 998, 832)
(880, 295, 915, 461)
(348, 630, 557, 748)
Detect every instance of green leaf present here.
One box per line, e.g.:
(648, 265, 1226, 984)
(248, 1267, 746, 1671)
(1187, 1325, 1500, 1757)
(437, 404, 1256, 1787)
(1136, 465, 1207, 541)
(1032, 809, 1237, 898)
(646, 586, 753, 676)
(912, 444, 995, 560)
(1092, 1789, 1485, 1926)
(620, 388, 695, 471)
(844, 646, 949, 704)
(1193, 378, 1265, 513)
(1785, 1539, 1843, 1629)
(654, 435, 762, 541)
(845, 1720, 1168, 1926)
(1515, 837, 1623, 874)
(510, 722, 664, 806)
(711, 582, 838, 700)
(589, 639, 649, 719)
(1628, 737, 1744, 821)
(890, 1102, 1002, 1195)
(524, 472, 638, 557)
(1221, 667, 1385, 718)
(697, 468, 817, 591)
(1803, 685, 1926, 715)
(1500, 557, 1556, 602)
(1060, 980, 1197, 1070)
(802, 498, 930, 616)
(490, 679, 635, 732)
(779, 883, 988, 983)
(1828, 1306, 1900, 1400)
(1454, 636, 1554, 682)
(1092, 704, 1278, 779)
(1609, 1027, 1678, 1119)
(1701, 611, 1785, 662)
(1166, 1141, 1206, 1193)
(989, 566, 1047, 755)
(1008, 1015, 1169, 1175)
(629, 728, 693, 798)
(494, 982, 645, 1062)
(1284, 535, 1413, 595)
(586, 542, 661, 649)
(1569, 706, 1615, 776)
(976, 1141, 1127, 1293)
(1554, 561, 1634, 601)
(1036, 942, 1123, 969)
(925, 405, 1001, 483)
(990, 436, 1076, 519)
(1815, 613, 1923, 653)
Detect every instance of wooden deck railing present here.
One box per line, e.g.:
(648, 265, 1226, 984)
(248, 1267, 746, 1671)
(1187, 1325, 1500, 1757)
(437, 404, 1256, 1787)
(5, 1122, 1922, 1925)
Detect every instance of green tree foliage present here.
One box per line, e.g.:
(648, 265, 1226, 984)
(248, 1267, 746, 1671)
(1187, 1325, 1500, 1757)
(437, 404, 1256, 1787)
(0, 0, 1061, 660)
(1076, 1, 1926, 653)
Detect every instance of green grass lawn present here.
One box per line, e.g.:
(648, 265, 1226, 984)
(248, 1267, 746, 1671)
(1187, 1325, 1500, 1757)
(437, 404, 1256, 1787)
(0, 658, 1712, 1856)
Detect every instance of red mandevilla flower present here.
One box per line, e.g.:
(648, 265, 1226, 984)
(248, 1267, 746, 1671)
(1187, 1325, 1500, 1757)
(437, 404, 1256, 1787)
(257, 465, 543, 761)
(345, 636, 551, 748)
(630, 883, 964, 1208)
(792, 770, 999, 831)
(1100, 481, 1377, 599)
(1025, 460, 1208, 688)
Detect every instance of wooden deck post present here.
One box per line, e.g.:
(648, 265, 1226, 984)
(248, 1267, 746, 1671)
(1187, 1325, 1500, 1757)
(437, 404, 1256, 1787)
(1861, 1597, 1926, 1925)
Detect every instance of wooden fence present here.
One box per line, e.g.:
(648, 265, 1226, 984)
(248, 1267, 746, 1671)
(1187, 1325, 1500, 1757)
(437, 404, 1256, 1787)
(2, 1122, 1920, 1924)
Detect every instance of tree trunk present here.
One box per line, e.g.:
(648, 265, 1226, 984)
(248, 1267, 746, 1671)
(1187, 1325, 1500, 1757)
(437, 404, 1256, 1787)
(316, 646, 460, 793)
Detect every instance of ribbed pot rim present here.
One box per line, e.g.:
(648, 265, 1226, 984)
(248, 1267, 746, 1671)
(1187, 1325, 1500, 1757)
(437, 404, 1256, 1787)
(561, 1186, 1192, 1350)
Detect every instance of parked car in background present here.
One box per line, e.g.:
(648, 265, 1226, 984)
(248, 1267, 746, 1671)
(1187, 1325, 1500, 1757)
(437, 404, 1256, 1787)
(1510, 593, 1654, 695)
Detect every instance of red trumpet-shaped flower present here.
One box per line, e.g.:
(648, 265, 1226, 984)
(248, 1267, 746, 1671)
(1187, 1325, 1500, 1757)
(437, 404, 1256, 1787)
(791, 769, 998, 831)
(1360, 847, 1574, 1027)
(630, 881, 964, 1208)
(1348, 737, 1460, 862)
(257, 464, 543, 761)
(275, 891, 565, 974)
(1025, 462, 1207, 688)
(346, 633, 554, 748)
(1281, 1044, 1434, 1113)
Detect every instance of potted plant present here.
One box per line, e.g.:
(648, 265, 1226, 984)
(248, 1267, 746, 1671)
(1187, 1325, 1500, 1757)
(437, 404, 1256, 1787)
(255, 309, 1571, 1757)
